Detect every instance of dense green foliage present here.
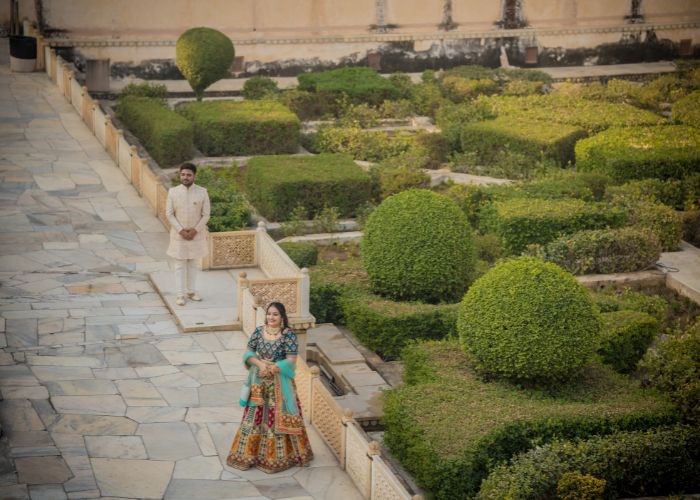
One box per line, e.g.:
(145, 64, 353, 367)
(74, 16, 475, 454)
(280, 89, 335, 121)
(460, 116, 587, 166)
(620, 200, 683, 252)
(589, 289, 667, 322)
(458, 257, 600, 383)
(178, 99, 300, 156)
(118, 82, 168, 100)
(598, 310, 659, 373)
(309, 253, 369, 324)
(575, 125, 700, 181)
(362, 189, 476, 303)
(244, 154, 372, 221)
(116, 96, 193, 167)
(175, 27, 234, 100)
(532, 227, 661, 275)
(278, 241, 318, 268)
(297, 67, 400, 106)
(640, 319, 700, 424)
(383, 341, 676, 499)
(478, 425, 700, 500)
(342, 293, 459, 359)
(172, 166, 251, 232)
(606, 177, 687, 209)
(311, 126, 414, 162)
(672, 89, 700, 128)
(481, 198, 626, 255)
(242, 75, 279, 100)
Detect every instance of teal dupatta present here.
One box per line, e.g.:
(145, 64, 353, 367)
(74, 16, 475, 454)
(242, 350, 298, 416)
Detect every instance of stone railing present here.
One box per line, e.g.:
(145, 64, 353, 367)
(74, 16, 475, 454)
(237, 297, 421, 500)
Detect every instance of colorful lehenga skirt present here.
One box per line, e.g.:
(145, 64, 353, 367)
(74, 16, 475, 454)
(226, 375, 313, 473)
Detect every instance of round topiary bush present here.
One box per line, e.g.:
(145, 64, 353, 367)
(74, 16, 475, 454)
(458, 256, 600, 383)
(176, 27, 235, 101)
(362, 189, 476, 303)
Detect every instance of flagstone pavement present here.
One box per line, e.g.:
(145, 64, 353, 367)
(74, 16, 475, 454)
(0, 62, 363, 499)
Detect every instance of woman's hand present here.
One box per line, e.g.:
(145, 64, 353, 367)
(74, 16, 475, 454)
(258, 365, 269, 377)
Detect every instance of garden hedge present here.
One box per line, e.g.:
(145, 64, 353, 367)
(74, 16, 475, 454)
(116, 96, 194, 167)
(481, 198, 626, 255)
(460, 116, 587, 166)
(244, 154, 373, 221)
(175, 27, 234, 101)
(622, 201, 683, 252)
(672, 89, 700, 128)
(362, 189, 477, 303)
(479, 94, 666, 133)
(278, 241, 318, 269)
(383, 341, 677, 499)
(297, 67, 401, 106)
(599, 310, 660, 373)
(575, 125, 700, 181)
(533, 227, 661, 275)
(242, 75, 279, 100)
(178, 99, 300, 156)
(175, 166, 251, 232)
(477, 425, 700, 500)
(309, 254, 370, 324)
(312, 126, 414, 162)
(607, 177, 686, 209)
(589, 289, 667, 322)
(457, 257, 600, 383)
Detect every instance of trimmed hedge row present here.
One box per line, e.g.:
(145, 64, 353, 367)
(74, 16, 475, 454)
(278, 241, 318, 268)
(311, 126, 414, 162)
(672, 89, 700, 128)
(297, 67, 401, 106)
(383, 341, 678, 500)
(590, 289, 667, 322)
(622, 201, 684, 252)
(178, 99, 300, 156)
(477, 425, 700, 500)
(481, 198, 627, 255)
(460, 116, 587, 166)
(599, 310, 660, 373)
(116, 96, 193, 167)
(575, 125, 700, 181)
(532, 227, 661, 275)
(244, 154, 373, 221)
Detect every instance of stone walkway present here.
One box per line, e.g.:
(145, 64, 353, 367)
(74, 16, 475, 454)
(0, 64, 362, 499)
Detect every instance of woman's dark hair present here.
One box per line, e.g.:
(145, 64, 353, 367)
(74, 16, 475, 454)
(266, 301, 289, 330)
(180, 162, 197, 174)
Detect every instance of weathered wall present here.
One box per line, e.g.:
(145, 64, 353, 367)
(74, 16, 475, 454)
(23, 0, 700, 77)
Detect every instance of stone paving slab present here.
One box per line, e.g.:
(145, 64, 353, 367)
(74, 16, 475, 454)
(659, 242, 700, 305)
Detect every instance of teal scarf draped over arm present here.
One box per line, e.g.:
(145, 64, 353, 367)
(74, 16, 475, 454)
(275, 359, 297, 416)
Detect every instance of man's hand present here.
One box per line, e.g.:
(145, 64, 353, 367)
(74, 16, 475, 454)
(178, 229, 197, 240)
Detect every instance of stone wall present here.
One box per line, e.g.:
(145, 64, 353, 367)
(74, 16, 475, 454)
(14, 0, 700, 77)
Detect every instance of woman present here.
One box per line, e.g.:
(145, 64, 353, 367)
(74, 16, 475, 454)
(226, 302, 314, 473)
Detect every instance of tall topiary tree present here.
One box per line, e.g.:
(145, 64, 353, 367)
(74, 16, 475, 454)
(458, 256, 600, 384)
(361, 189, 476, 303)
(176, 27, 234, 101)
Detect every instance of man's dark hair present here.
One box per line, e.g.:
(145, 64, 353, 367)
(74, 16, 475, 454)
(180, 162, 197, 174)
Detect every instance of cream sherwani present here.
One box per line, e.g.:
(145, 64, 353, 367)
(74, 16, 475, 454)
(166, 183, 211, 260)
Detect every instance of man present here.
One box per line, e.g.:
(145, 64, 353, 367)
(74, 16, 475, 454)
(166, 163, 211, 306)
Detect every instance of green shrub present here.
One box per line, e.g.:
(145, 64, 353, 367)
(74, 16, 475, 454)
(278, 241, 318, 268)
(479, 94, 667, 133)
(435, 100, 496, 149)
(175, 166, 251, 231)
(242, 75, 279, 100)
(178, 99, 299, 156)
(442, 65, 498, 81)
(556, 473, 606, 500)
(500, 67, 554, 84)
(607, 177, 686, 209)
(481, 198, 627, 255)
(411, 82, 447, 117)
(297, 67, 400, 106)
(478, 425, 700, 500)
(336, 102, 380, 128)
(383, 341, 677, 500)
(116, 96, 194, 167)
(519, 173, 597, 201)
(244, 154, 373, 221)
(532, 227, 661, 275)
(475, 233, 504, 264)
(640, 319, 700, 424)
(444, 183, 518, 228)
(408, 132, 451, 168)
(118, 82, 168, 100)
(589, 289, 667, 322)
(682, 210, 700, 246)
(621, 200, 683, 252)
(175, 27, 234, 101)
(575, 125, 700, 181)
(311, 205, 341, 234)
(503, 80, 545, 96)
(599, 310, 659, 373)
(673, 89, 700, 128)
(309, 255, 370, 324)
(388, 72, 414, 99)
(450, 150, 560, 180)
(279, 89, 335, 121)
(421, 69, 437, 84)
(312, 126, 414, 162)
(460, 117, 587, 166)
(458, 257, 600, 383)
(373, 164, 430, 199)
(379, 99, 414, 119)
(342, 292, 459, 358)
(441, 76, 498, 103)
(362, 189, 477, 303)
